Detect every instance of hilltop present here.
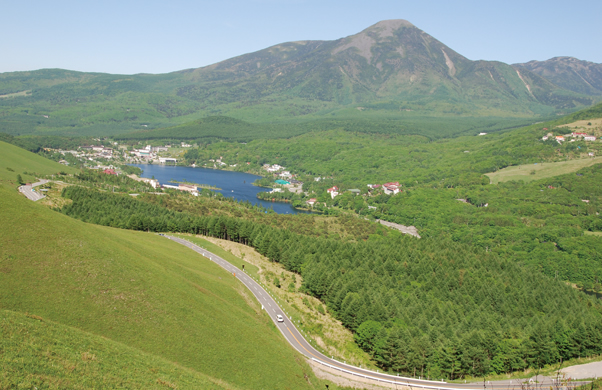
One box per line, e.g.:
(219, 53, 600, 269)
(0, 20, 599, 138)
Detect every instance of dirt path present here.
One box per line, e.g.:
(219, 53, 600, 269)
(375, 220, 420, 238)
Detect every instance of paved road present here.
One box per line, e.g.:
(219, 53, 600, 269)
(561, 360, 602, 379)
(163, 235, 589, 390)
(18, 179, 49, 201)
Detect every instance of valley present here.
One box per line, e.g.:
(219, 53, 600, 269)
(2, 18, 602, 390)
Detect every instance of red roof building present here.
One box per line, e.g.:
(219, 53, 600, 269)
(327, 186, 339, 199)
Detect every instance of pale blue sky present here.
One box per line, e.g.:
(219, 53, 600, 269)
(1, 0, 600, 75)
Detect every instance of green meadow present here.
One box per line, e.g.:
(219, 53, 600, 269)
(1, 309, 232, 389)
(0, 140, 77, 185)
(0, 180, 340, 389)
(486, 156, 602, 184)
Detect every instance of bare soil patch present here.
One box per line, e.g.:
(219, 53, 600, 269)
(0, 90, 31, 98)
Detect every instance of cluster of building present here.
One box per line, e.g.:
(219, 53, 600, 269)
(126, 145, 177, 164)
(368, 182, 402, 195)
(80, 145, 114, 158)
(45, 145, 116, 165)
(543, 132, 598, 143)
(209, 156, 237, 168)
(263, 163, 292, 179)
(312, 181, 402, 205)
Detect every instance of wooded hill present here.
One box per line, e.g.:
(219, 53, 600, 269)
(58, 185, 602, 380)
(174, 104, 602, 290)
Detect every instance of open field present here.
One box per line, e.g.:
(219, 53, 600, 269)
(557, 118, 602, 136)
(585, 231, 602, 237)
(0, 140, 77, 185)
(486, 157, 602, 184)
(0, 184, 334, 389)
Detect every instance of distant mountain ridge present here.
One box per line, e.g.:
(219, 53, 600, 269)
(514, 56, 602, 96)
(175, 20, 593, 114)
(0, 20, 599, 137)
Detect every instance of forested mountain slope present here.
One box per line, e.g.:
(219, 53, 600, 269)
(0, 21, 597, 137)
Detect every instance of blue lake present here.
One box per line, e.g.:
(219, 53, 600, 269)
(131, 164, 308, 215)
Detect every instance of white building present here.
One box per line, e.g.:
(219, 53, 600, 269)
(327, 186, 339, 199)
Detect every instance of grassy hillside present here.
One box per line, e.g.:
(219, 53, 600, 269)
(0, 140, 77, 185)
(486, 157, 602, 184)
(1, 309, 232, 389)
(0, 185, 329, 389)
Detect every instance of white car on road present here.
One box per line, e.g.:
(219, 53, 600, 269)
(276, 314, 284, 322)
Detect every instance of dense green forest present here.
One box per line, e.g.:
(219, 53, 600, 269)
(366, 164, 602, 289)
(59, 186, 602, 379)
(173, 104, 602, 290)
(179, 123, 593, 189)
(116, 115, 539, 143)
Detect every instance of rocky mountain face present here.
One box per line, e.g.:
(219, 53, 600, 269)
(514, 57, 602, 96)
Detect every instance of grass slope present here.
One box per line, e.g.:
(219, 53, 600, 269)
(486, 156, 602, 184)
(0, 140, 77, 185)
(0, 185, 323, 389)
(1, 309, 233, 389)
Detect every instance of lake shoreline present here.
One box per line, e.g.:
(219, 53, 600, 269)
(129, 164, 310, 215)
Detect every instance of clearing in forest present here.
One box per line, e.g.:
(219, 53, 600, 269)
(486, 157, 602, 184)
(557, 117, 602, 136)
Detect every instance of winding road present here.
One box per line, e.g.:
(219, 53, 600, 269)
(162, 234, 590, 390)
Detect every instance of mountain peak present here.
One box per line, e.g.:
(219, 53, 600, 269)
(362, 19, 415, 38)
(363, 19, 415, 37)
(332, 19, 417, 62)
